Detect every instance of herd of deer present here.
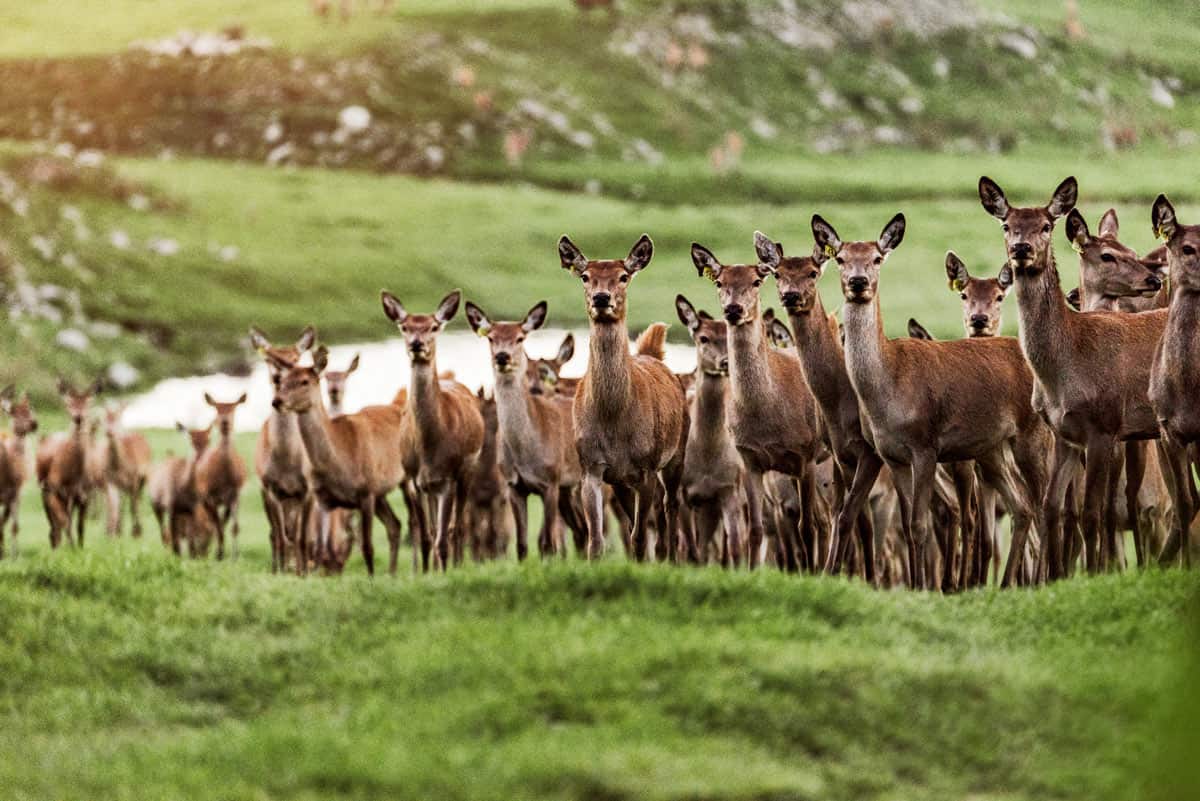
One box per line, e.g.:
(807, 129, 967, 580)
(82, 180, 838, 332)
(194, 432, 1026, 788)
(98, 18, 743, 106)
(1, 177, 1197, 589)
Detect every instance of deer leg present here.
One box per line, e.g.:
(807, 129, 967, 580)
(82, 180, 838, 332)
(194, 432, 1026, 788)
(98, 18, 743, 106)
(1156, 437, 1195, 568)
(509, 484, 530, 561)
(836, 450, 883, 584)
(580, 473, 606, 561)
(693, 501, 721, 567)
(1123, 441, 1148, 569)
(975, 449, 1033, 589)
(432, 485, 454, 571)
(130, 479, 145, 538)
(74, 496, 87, 548)
(357, 495, 375, 577)
(104, 483, 119, 537)
(557, 487, 585, 559)
(903, 454, 936, 591)
(537, 485, 559, 559)
(612, 483, 646, 562)
(1081, 434, 1117, 575)
(262, 489, 281, 573)
(722, 490, 746, 569)
(740, 468, 767, 570)
(1101, 441, 1124, 572)
(229, 496, 241, 560)
(0, 503, 9, 559)
(1039, 440, 1081, 581)
(797, 468, 818, 574)
(373, 495, 402, 576)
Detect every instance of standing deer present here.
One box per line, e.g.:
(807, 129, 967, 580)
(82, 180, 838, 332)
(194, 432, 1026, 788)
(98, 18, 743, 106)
(978, 176, 1188, 578)
(815, 212, 1049, 589)
(91, 406, 152, 538)
(462, 390, 513, 560)
(195, 393, 248, 560)
(0, 387, 37, 557)
(252, 326, 316, 573)
(1149, 194, 1200, 566)
(380, 290, 485, 571)
(465, 300, 585, 559)
(269, 345, 409, 576)
(558, 234, 688, 561)
(37, 380, 101, 549)
(674, 295, 746, 566)
(323, 354, 360, 417)
(148, 423, 212, 556)
(692, 241, 823, 571)
(527, 334, 576, 397)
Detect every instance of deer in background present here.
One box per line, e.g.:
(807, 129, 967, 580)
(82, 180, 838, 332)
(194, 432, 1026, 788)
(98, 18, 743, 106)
(559, 235, 688, 562)
(978, 176, 1188, 578)
(37, 379, 101, 549)
(693, 241, 823, 571)
(463, 389, 513, 560)
(381, 290, 485, 571)
(0, 387, 37, 557)
(252, 326, 316, 574)
(90, 405, 151, 538)
(816, 212, 1049, 589)
(1149, 194, 1200, 566)
(466, 300, 586, 559)
(323, 354, 360, 417)
(195, 393, 248, 560)
(148, 423, 212, 556)
(945, 253, 1013, 338)
(527, 334, 577, 397)
(270, 345, 409, 576)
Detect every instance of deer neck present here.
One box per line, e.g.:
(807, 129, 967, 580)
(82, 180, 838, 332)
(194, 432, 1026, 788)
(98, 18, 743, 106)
(1162, 281, 1200, 367)
(786, 294, 848, 413)
(841, 295, 891, 408)
(294, 400, 348, 481)
(692, 371, 730, 450)
(585, 321, 633, 416)
(494, 374, 537, 454)
(1077, 258, 1105, 311)
(1013, 254, 1075, 382)
(728, 316, 773, 407)
(409, 357, 446, 447)
(267, 409, 304, 466)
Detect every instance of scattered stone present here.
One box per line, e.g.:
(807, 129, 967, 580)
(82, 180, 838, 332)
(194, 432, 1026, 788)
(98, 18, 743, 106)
(750, 117, 778, 140)
(1149, 78, 1175, 109)
(874, 126, 906, 144)
(932, 56, 950, 79)
(263, 121, 284, 143)
(127, 193, 150, 212)
(56, 328, 90, 352)
(338, 105, 372, 133)
(147, 237, 180, 256)
(899, 95, 925, 115)
(109, 230, 131, 250)
(266, 142, 294, 166)
(107, 361, 141, 389)
(997, 31, 1037, 60)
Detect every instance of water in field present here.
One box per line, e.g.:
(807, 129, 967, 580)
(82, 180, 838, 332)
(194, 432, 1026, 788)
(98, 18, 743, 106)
(120, 329, 699, 432)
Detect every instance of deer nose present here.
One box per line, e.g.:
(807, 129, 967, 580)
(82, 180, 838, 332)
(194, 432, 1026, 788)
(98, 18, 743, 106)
(272, 398, 283, 411)
(718, 357, 729, 372)
(592, 292, 611, 309)
(847, 276, 869, 293)
(781, 291, 801, 307)
(723, 304, 744, 324)
(1146, 274, 1162, 290)
(494, 352, 511, 367)
(970, 314, 990, 329)
(1010, 242, 1032, 259)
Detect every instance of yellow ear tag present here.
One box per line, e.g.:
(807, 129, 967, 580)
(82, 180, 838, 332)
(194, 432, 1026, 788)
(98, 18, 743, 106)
(1155, 226, 1169, 243)
(950, 278, 967, 292)
(823, 244, 836, 259)
(1070, 240, 1083, 255)
(703, 265, 716, 282)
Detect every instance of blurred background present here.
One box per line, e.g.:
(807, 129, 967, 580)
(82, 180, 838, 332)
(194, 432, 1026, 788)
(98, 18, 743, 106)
(1, 0, 1197, 406)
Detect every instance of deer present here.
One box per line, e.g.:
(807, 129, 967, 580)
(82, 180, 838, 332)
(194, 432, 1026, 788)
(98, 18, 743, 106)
(0, 387, 37, 557)
(37, 379, 101, 549)
(323, 354, 360, 417)
(814, 212, 1050, 589)
(462, 390, 513, 560)
(978, 176, 1190, 579)
(89, 405, 151, 538)
(252, 326, 317, 574)
(527, 334, 577, 397)
(316, 353, 362, 567)
(674, 295, 746, 566)
(148, 423, 212, 556)
(193, 393, 248, 560)
(466, 300, 587, 560)
(753, 231, 881, 581)
(558, 234, 689, 562)
(269, 344, 409, 576)
(1149, 194, 1200, 566)
(380, 289, 485, 571)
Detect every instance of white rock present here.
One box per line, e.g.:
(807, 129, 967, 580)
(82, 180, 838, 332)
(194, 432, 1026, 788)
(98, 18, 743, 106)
(899, 95, 925, 115)
(53, 142, 76, 159)
(997, 32, 1037, 60)
(423, 146, 445, 169)
(217, 245, 239, 263)
(148, 237, 180, 256)
(338, 105, 372, 133)
(90, 321, 122, 339)
(266, 142, 294, 166)
(76, 150, 105, 168)
(110, 230, 131, 250)
(1149, 78, 1175, 109)
(569, 130, 596, 149)
(107, 362, 141, 389)
(584, 179, 602, 195)
(127, 193, 150, 212)
(750, 117, 778, 140)
(263, 122, 284, 143)
(29, 235, 55, 260)
(932, 56, 950, 79)
(56, 328, 90, 352)
(874, 126, 906, 144)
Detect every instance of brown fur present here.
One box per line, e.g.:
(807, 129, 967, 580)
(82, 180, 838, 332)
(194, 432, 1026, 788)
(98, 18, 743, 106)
(0, 387, 37, 557)
(148, 424, 212, 556)
(89, 406, 152, 538)
(195, 393, 249, 559)
(38, 380, 101, 549)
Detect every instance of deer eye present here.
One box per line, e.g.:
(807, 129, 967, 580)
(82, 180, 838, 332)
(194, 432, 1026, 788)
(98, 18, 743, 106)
(753, 279, 762, 287)
(960, 293, 967, 301)
(1042, 223, 1051, 233)
(699, 335, 709, 344)
(618, 274, 629, 284)
(715, 280, 723, 288)
(1002, 224, 1009, 233)
(580, 274, 589, 283)
(1101, 253, 1115, 263)
(516, 335, 525, 343)
(809, 270, 818, 279)
(873, 256, 882, 266)
(996, 294, 1004, 302)
(1183, 245, 1197, 256)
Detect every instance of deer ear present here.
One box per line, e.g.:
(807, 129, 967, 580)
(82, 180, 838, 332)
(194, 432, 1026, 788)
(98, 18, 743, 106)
(978, 176, 1009, 220)
(811, 214, 842, 260)
(675, 294, 701, 334)
(754, 231, 783, 272)
(236, 392, 248, 405)
(204, 392, 217, 407)
(381, 291, 407, 323)
(56, 378, 71, 396)
(762, 307, 776, 325)
(0, 385, 13, 403)
(347, 354, 360, 374)
(312, 346, 330, 375)
(1098, 208, 1119, 239)
(175, 421, 186, 433)
(555, 333, 575, 366)
(945, 251, 969, 291)
(767, 318, 793, 349)
(625, 234, 654, 273)
(810, 242, 829, 269)
(435, 290, 462, 324)
(522, 300, 548, 333)
(1065, 209, 1090, 253)
(691, 243, 721, 282)
(1152, 194, 1177, 242)
(907, 318, 934, 340)
(997, 264, 1014, 291)
(1065, 287, 1082, 311)
(464, 301, 492, 337)
(1048, 176, 1078, 220)
(249, 326, 271, 352)
(295, 326, 316, 352)
(878, 213, 906, 254)
(558, 235, 588, 275)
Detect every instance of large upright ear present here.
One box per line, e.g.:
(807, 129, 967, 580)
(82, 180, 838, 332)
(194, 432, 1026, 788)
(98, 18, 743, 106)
(691, 243, 722, 282)
(625, 234, 654, 273)
(295, 326, 316, 352)
(878, 213, 906, 254)
(0, 385, 12, 414)
(312, 345, 330, 375)
(555, 333, 575, 366)
(1065, 287, 1081, 311)
(235, 392, 248, 405)
(522, 301, 548, 333)
(675, 294, 701, 334)
(767, 318, 793, 349)
(204, 392, 217, 407)
(997, 263, 1014, 291)
(754, 231, 783, 273)
(558, 235, 588, 275)
(907, 318, 934, 340)
(762, 307, 776, 325)
(175, 421, 186, 433)
(1098, 208, 1119, 239)
(945, 251, 970, 291)
(1152, 194, 1177, 242)
(346, 354, 360, 374)
(381, 290, 407, 323)
(1047, 176, 1078, 220)
(978, 176, 1010, 220)
(56, 377, 71, 396)
(811, 214, 842, 260)
(464, 301, 492, 337)
(249, 326, 271, 352)
(1064, 209, 1090, 253)
(435, 290, 462, 324)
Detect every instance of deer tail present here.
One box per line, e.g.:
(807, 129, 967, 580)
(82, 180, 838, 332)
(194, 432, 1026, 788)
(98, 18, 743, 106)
(634, 322, 668, 361)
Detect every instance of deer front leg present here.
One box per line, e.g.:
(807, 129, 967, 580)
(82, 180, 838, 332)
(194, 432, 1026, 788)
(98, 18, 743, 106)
(74, 496, 87, 548)
(104, 483, 120, 537)
(741, 468, 767, 570)
(509, 484, 530, 561)
(1123, 441, 1148, 568)
(721, 489, 746, 568)
(229, 496, 241, 560)
(580, 472, 607, 561)
(1038, 440, 1081, 581)
(1155, 437, 1195, 568)
(904, 453, 937, 591)
(1081, 433, 1117, 575)
(374, 495, 403, 576)
(537, 485, 559, 559)
(130, 479, 145, 538)
(431, 484, 454, 571)
(358, 495, 375, 577)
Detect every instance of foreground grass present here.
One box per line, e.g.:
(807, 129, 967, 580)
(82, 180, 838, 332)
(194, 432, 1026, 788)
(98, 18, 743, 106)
(0, 541, 1195, 800)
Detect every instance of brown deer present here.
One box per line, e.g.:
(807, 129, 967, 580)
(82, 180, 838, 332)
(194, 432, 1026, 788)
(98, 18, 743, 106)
(252, 326, 316, 574)
(462, 389, 513, 560)
(559, 234, 688, 562)
(0, 387, 37, 557)
(380, 290, 485, 571)
(527, 334, 576, 397)
(194, 393, 248, 560)
(978, 176, 1189, 578)
(674, 295, 746, 566)
(323, 353, 360, 417)
(318, 353, 362, 568)
(945, 252, 1014, 337)
(1149, 194, 1200, 565)
(37, 379, 101, 549)
(148, 423, 212, 556)
(754, 231, 881, 581)
(270, 345, 409, 576)
(90, 405, 152, 538)
(466, 300, 586, 559)
(815, 212, 1049, 589)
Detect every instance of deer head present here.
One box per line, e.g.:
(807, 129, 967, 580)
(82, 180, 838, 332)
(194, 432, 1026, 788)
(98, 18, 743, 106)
(978, 176, 1077, 273)
(1152, 194, 1200, 292)
(754, 230, 827, 315)
(251, 326, 316, 390)
(675, 295, 729, 376)
(465, 300, 549, 384)
(269, 346, 329, 414)
(526, 333, 575, 396)
(381, 290, 461, 365)
(811, 213, 906, 305)
(57, 378, 101, 428)
(176, 421, 213, 456)
(559, 234, 653, 325)
(1065, 208, 1163, 301)
(323, 353, 360, 414)
(692, 243, 770, 326)
(0, 386, 37, 437)
(204, 392, 248, 437)
(945, 251, 1012, 337)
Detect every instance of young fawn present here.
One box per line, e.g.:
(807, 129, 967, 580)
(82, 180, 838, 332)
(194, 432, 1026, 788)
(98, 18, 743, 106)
(148, 423, 212, 556)
(466, 300, 585, 559)
(195, 393, 248, 559)
(90, 405, 152, 538)
(37, 379, 101, 549)
(0, 387, 37, 557)
(381, 289, 485, 571)
(559, 234, 689, 562)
